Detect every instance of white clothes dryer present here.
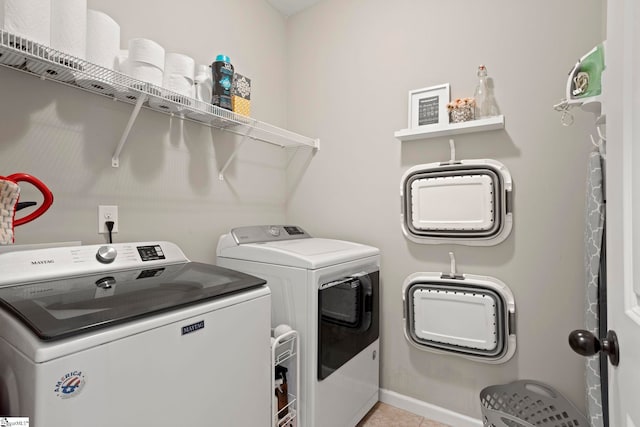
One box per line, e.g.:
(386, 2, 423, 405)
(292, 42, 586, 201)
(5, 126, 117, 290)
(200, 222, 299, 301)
(217, 225, 380, 427)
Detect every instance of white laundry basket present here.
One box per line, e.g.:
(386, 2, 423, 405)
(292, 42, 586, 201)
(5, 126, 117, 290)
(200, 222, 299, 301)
(480, 380, 589, 427)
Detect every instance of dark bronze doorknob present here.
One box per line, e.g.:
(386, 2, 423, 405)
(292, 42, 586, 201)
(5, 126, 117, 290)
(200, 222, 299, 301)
(568, 329, 619, 366)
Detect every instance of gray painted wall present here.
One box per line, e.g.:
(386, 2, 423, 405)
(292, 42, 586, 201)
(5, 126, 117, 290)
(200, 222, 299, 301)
(284, 0, 604, 419)
(0, 0, 289, 260)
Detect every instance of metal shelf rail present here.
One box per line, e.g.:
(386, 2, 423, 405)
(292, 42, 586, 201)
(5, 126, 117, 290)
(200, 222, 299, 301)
(0, 29, 319, 176)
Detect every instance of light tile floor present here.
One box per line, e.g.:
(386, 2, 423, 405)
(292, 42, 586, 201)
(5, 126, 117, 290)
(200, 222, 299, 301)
(356, 402, 451, 427)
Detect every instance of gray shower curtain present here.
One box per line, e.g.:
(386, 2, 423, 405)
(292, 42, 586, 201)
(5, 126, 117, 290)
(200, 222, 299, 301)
(584, 148, 606, 427)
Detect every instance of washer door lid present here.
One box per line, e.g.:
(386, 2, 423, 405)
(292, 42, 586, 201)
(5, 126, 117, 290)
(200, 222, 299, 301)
(0, 262, 266, 341)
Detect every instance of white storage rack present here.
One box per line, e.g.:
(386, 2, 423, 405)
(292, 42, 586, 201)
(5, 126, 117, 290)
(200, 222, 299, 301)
(0, 29, 319, 178)
(272, 330, 299, 427)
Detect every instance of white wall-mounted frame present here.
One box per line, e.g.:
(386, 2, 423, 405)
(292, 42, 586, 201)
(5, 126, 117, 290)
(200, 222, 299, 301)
(400, 158, 513, 246)
(402, 269, 516, 364)
(408, 83, 450, 129)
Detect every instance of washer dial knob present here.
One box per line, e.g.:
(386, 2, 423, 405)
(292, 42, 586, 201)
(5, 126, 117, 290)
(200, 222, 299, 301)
(96, 246, 117, 264)
(268, 226, 281, 237)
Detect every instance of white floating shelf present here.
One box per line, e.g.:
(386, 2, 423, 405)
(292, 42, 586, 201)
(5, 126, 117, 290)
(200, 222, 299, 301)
(0, 29, 319, 173)
(394, 115, 505, 141)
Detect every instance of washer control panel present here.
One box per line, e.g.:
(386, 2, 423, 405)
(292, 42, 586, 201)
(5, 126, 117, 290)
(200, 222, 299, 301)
(231, 225, 311, 244)
(0, 241, 187, 287)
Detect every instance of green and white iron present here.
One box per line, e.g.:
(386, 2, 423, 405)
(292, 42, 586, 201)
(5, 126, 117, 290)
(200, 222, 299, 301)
(567, 43, 605, 101)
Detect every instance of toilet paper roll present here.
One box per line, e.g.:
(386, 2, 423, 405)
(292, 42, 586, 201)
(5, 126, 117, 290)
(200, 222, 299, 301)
(164, 53, 195, 82)
(112, 50, 146, 104)
(273, 324, 292, 338)
(164, 74, 192, 97)
(85, 10, 119, 69)
(0, 0, 51, 46)
(0, 0, 50, 66)
(76, 10, 120, 96)
(128, 61, 163, 87)
(50, 0, 87, 59)
(128, 38, 164, 70)
(160, 53, 195, 98)
(25, 0, 87, 82)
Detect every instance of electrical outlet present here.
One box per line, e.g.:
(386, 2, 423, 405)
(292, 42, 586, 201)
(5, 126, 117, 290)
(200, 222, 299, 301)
(98, 205, 119, 234)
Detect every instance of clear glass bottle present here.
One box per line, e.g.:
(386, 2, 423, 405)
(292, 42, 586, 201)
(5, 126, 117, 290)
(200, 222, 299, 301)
(474, 65, 489, 119)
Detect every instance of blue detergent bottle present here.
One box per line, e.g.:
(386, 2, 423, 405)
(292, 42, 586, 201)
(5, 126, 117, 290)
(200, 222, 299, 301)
(211, 54, 234, 110)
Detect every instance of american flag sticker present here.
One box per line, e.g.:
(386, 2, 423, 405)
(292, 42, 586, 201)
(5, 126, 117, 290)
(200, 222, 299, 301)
(54, 371, 86, 399)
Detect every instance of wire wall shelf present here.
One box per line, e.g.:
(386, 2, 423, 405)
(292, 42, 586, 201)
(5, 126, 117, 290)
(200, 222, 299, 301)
(0, 29, 319, 172)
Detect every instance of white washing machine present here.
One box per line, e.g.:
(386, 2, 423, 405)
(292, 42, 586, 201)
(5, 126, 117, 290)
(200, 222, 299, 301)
(0, 241, 271, 426)
(217, 225, 380, 427)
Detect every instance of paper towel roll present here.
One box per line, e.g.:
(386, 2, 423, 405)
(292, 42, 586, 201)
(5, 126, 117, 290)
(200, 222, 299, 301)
(50, 0, 87, 59)
(0, 0, 51, 45)
(128, 38, 164, 70)
(85, 10, 119, 69)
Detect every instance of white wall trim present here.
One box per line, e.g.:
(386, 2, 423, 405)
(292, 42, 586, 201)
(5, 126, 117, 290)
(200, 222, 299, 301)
(379, 389, 483, 427)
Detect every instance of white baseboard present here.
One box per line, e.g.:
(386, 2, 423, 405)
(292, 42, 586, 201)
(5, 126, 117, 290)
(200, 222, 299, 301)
(379, 389, 483, 427)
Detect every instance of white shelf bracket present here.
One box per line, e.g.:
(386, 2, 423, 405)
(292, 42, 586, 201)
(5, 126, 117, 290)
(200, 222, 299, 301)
(112, 93, 148, 167)
(218, 126, 255, 181)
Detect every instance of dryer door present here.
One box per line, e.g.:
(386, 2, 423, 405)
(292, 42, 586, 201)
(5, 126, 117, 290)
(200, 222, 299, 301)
(318, 271, 379, 380)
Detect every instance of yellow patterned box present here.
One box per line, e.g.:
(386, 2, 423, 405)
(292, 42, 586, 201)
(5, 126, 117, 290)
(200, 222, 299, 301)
(232, 73, 251, 117)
